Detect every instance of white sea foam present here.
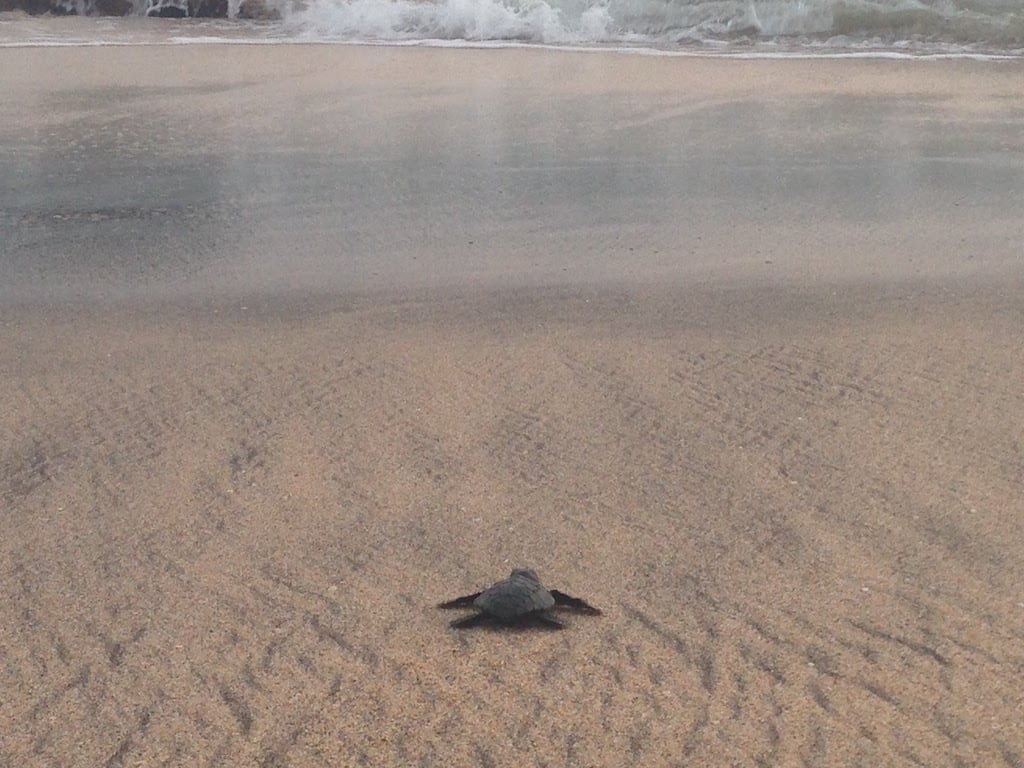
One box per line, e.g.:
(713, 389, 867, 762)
(278, 0, 1024, 53)
(1, 0, 1021, 55)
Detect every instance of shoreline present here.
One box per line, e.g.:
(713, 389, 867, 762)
(2, 12, 1023, 60)
(2, 40, 1022, 64)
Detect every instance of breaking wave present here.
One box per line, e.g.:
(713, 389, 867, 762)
(281, 0, 1024, 52)
(6, 0, 1023, 54)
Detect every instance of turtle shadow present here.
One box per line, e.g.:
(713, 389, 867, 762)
(447, 607, 603, 632)
(455, 622, 565, 633)
(447, 615, 567, 632)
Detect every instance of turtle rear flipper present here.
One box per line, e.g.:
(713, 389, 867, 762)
(449, 612, 491, 629)
(526, 611, 566, 630)
(437, 592, 482, 609)
(550, 589, 602, 615)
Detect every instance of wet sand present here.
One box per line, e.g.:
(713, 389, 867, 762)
(2, 39, 1024, 766)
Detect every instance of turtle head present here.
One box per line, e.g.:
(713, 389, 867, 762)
(510, 568, 540, 583)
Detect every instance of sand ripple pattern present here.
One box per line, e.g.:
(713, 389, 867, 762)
(2, 288, 1023, 767)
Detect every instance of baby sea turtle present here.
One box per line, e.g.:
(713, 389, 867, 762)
(438, 568, 602, 629)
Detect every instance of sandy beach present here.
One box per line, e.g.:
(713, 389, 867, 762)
(2, 38, 1023, 766)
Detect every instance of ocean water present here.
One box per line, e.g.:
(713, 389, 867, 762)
(283, 0, 1024, 54)
(1, 0, 1022, 56)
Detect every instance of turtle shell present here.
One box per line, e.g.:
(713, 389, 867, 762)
(474, 568, 555, 622)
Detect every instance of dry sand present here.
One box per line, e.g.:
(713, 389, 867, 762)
(2, 38, 1024, 767)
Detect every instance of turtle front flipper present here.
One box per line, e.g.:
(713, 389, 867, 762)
(437, 592, 482, 609)
(550, 590, 602, 615)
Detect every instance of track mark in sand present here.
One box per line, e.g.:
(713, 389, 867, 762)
(103, 708, 151, 768)
(261, 626, 297, 670)
(258, 728, 305, 768)
(29, 665, 91, 722)
(681, 704, 710, 757)
(738, 642, 786, 685)
(561, 353, 706, 478)
(220, 686, 254, 735)
(255, 674, 341, 768)
(695, 647, 716, 697)
(623, 606, 689, 656)
(510, 699, 544, 750)
(622, 606, 715, 694)
(1, 439, 57, 504)
(804, 644, 841, 679)
(106, 640, 125, 668)
(242, 663, 264, 693)
(857, 678, 900, 707)
(228, 441, 267, 489)
(100, 626, 146, 669)
(807, 681, 833, 713)
(998, 742, 1024, 768)
(628, 719, 652, 760)
(752, 343, 890, 409)
(473, 743, 497, 768)
(564, 728, 582, 764)
(306, 614, 380, 669)
(538, 655, 561, 683)
(802, 720, 829, 767)
(491, 405, 558, 485)
(848, 620, 951, 667)
(261, 565, 340, 610)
